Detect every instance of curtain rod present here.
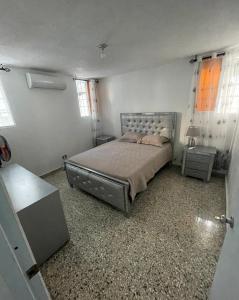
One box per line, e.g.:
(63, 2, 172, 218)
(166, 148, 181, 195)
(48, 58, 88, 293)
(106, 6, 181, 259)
(73, 77, 88, 81)
(73, 77, 99, 83)
(189, 52, 225, 64)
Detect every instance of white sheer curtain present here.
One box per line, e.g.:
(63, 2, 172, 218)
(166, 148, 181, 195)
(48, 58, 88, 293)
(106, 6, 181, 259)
(186, 48, 239, 172)
(88, 80, 102, 146)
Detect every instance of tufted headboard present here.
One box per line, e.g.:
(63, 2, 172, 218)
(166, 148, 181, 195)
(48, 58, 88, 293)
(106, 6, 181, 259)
(120, 112, 177, 145)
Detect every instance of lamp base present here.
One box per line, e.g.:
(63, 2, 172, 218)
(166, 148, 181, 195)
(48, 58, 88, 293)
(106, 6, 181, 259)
(188, 137, 196, 147)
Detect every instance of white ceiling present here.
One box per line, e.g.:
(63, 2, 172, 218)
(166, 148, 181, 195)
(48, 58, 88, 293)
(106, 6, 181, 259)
(1, 0, 239, 78)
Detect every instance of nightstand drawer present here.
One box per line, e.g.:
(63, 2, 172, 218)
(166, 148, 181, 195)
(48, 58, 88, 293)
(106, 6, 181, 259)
(186, 153, 210, 164)
(184, 168, 208, 180)
(185, 161, 209, 171)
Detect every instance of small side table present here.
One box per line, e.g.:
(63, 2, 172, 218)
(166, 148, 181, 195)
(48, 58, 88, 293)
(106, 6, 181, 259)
(182, 145, 216, 182)
(96, 135, 115, 146)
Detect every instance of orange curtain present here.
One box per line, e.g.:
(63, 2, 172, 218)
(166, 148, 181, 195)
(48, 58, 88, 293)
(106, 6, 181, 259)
(196, 58, 222, 112)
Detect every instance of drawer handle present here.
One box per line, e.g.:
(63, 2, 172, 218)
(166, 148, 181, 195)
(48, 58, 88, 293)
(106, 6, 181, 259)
(26, 264, 39, 279)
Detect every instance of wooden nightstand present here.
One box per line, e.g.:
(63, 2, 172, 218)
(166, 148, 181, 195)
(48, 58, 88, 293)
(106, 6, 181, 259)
(96, 135, 115, 146)
(182, 145, 216, 182)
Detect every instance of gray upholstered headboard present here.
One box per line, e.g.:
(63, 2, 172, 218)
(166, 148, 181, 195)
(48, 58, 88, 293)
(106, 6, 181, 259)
(120, 112, 177, 145)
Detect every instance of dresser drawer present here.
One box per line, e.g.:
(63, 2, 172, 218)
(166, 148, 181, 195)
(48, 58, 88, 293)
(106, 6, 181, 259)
(186, 153, 210, 164)
(185, 161, 209, 171)
(184, 168, 208, 180)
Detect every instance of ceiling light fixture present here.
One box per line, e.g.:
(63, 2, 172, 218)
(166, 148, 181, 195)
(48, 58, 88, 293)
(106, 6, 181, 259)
(97, 43, 108, 59)
(0, 64, 11, 72)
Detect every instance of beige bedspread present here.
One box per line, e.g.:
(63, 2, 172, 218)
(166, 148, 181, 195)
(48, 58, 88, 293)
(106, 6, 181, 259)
(69, 140, 172, 200)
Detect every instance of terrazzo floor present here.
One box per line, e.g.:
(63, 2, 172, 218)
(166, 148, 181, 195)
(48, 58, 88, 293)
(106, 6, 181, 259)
(41, 166, 226, 300)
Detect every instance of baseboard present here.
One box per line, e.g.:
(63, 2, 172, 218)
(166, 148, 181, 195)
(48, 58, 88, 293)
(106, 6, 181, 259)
(40, 166, 63, 178)
(225, 175, 229, 231)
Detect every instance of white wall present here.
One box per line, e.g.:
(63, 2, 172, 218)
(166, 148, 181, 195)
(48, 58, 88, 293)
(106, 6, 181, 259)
(0, 68, 92, 175)
(98, 58, 194, 163)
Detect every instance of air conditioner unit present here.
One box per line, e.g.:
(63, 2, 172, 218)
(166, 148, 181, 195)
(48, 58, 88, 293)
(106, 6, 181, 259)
(26, 73, 67, 90)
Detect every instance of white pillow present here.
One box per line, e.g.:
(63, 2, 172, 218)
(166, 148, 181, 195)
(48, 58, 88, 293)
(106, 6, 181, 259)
(160, 128, 171, 139)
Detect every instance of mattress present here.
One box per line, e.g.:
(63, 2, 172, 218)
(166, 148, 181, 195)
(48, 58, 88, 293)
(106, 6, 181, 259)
(69, 140, 172, 200)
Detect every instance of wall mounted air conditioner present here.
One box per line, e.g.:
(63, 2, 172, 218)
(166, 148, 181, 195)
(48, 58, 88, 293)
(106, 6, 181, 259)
(26, 73, 67, 90)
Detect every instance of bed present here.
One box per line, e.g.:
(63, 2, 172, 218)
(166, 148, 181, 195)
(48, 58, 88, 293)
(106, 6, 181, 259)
(65, 112, 177, 215)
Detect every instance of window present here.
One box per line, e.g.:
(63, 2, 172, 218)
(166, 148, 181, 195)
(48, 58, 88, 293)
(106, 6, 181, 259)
(0, 82, 15, 127)
(75, 80, 90, 117)
(217, 67, 239, 114)
(195, 58, 222, 112)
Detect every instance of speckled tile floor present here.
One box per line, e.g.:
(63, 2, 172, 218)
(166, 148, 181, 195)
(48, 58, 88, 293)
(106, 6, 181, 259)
(41, 166, 225, 300)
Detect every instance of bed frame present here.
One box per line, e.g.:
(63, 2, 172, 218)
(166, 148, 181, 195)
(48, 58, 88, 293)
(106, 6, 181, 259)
(65, 112, 177, 215)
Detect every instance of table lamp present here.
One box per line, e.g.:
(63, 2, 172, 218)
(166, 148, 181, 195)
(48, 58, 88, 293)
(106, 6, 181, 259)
(186, 126, 200, 147)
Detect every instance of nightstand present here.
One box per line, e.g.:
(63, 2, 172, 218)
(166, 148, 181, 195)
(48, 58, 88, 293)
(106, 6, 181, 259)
(96, 135, 115, 146)
(182, 145, 216, 182)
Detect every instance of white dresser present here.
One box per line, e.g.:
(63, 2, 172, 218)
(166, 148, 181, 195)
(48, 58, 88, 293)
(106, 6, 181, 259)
(0, 164, 69, 265)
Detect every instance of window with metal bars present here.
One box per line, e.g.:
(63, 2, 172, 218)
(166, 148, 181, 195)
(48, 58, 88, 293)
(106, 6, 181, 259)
(75, 80, 90, 117)
(0, 82, 15, 127)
